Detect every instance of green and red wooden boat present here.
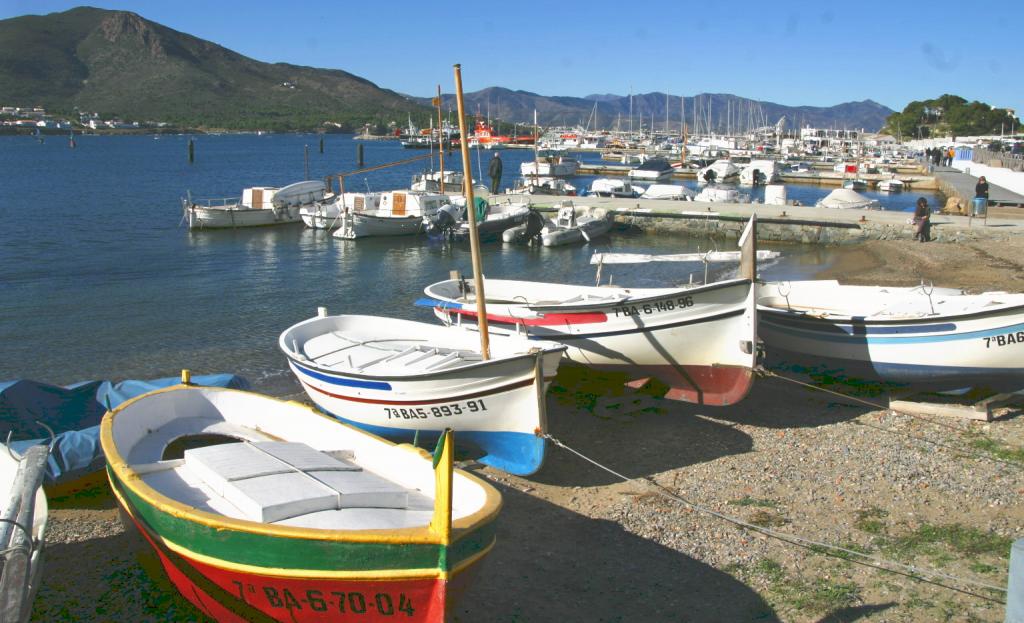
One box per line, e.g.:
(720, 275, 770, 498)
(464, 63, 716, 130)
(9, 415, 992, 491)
(101, 374, 501, 622)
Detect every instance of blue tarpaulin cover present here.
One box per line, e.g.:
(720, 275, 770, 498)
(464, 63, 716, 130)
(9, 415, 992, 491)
(0, 374, 249, 485)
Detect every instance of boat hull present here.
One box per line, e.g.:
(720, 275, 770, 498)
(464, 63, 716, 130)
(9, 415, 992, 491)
(281, 316, 565, 475)
(425, 279, 758, 406)
(336, 213, 425, 239)
(759, 307, 1024, 390)
(188, 205, 302, 229)
(101, 387, 502, 623)
(285, 350, 560, 476)
(300, 205, 344, 229)
(541, 219, 613, 246)
(111, 468, 485, 623)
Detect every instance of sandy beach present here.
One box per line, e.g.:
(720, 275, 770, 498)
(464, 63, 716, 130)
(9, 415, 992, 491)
(31, 237, 1024, 623)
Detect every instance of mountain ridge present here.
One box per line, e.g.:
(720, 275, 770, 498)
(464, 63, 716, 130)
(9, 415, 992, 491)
(0, 7, 423, 131)
(416, 87, 895, 133)
(1, 7, 894, 132)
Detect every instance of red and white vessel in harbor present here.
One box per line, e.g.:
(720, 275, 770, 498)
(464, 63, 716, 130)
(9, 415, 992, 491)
(463, 119, 534, 148)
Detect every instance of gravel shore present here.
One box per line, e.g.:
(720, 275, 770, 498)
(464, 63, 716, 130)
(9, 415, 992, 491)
(32, 238, 1024, 622)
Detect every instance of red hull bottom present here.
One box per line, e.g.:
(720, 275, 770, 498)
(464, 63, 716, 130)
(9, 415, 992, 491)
(615, 364, 754, 406)
(125, 505, 456, 622)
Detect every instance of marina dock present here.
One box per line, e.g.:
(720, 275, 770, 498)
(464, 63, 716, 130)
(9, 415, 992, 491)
(514, 193, 1024, 245)
(932, 165, 1024, 207)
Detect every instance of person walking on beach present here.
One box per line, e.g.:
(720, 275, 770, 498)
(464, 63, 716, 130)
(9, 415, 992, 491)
(912, 197, 932, 242)
(975, 176, 990, 201)
(488, 152, 503, 194)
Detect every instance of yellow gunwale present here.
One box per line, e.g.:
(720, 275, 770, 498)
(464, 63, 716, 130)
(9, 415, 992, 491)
(101, 384, 502, 545)
(113, 481, 496, 582)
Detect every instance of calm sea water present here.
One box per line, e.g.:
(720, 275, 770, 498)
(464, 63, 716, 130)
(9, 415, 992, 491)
(0, 134, 932, 392)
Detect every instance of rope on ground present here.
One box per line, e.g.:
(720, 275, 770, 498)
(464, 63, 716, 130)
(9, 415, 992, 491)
(756, 367, 1023, 468)
(541, 433, 1007, 604)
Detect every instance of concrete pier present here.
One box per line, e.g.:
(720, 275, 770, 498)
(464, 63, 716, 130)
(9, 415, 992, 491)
(509, 193, 1024, 246)
(933, 165, 1024, 208)
(575, 164, 938, 190)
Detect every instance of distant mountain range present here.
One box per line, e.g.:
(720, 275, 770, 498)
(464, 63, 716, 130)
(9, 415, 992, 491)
(0, 7, 895, 133)
(416, 88, 895, 133)
(0, 7, 421, 131)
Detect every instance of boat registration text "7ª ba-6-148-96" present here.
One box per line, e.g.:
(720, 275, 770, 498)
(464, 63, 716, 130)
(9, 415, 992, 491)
(613, 295, 695, 318)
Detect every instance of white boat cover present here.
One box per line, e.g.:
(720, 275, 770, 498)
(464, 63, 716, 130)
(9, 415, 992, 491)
(816, 188, 880, 210)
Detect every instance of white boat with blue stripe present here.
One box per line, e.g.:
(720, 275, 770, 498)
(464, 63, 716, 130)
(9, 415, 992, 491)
(757, 281, 1024, 390)
(280, 311, 566, 476)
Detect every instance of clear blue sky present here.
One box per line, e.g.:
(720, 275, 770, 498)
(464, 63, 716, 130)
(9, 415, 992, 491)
(3, 0, 1021, 115)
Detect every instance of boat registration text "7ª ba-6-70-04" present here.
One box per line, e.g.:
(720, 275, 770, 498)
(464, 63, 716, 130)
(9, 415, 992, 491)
(613, 295, 695, 318)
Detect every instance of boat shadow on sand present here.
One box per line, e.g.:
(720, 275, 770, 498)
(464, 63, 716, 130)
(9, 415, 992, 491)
(529, 366, 876, 489)
(456, 484, 781, 622)
(456, 485, 897, 622)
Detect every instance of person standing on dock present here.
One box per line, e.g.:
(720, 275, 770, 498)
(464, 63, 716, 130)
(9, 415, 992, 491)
(913, 197, 932, 243)
(488, 152, 503, 194)
(975, 176, 990, 201)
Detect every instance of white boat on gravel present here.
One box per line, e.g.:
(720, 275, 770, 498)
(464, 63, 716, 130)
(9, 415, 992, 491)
(424, 217, 760, 406)
(758, 280, 1024, 390)
(539, 202, 613, 246)
(333, 190, 449, 239)
(815, 188, 881, 210)
(280, 312, 566, 475)
(0, 444, 48, 623)
(300, 192, 383, 229)
(639, 184, 696, 200)
(184, 180, 326, 229)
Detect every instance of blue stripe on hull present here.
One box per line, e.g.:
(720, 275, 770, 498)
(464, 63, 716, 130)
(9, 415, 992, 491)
(290, 361, 392, 391)
(765, 348, 1024, 391)
(762, 317, 1024, 345)
(317, 411, 545, 476)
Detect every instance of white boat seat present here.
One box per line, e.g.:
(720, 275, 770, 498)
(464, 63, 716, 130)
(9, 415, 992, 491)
(126, 417, 275, 465)
(353, 345, 421, 371)
(184, 441, 428, 523)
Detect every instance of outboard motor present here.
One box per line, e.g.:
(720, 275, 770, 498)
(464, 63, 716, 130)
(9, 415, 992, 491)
(427, 203, 463, 237)
(511, 208, 546, 245)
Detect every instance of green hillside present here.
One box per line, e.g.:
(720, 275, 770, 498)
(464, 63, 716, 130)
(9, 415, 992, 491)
(883, 94, 1020, 139)
(0, 7, 428, 131)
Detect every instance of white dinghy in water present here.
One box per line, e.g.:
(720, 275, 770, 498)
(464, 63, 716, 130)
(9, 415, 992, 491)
(539, 202, 614, 246)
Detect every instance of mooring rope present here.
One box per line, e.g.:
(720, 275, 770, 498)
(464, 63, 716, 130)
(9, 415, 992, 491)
(540, 433, 1008, 604)
(756, 367, 1024, 468)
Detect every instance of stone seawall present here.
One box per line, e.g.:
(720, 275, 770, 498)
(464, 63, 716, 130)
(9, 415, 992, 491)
(612, 210, 1022, 246)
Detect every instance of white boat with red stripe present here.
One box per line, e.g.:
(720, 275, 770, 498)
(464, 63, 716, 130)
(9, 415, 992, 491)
(422, 217, 760, 406)
(279, 311, 566, 476)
